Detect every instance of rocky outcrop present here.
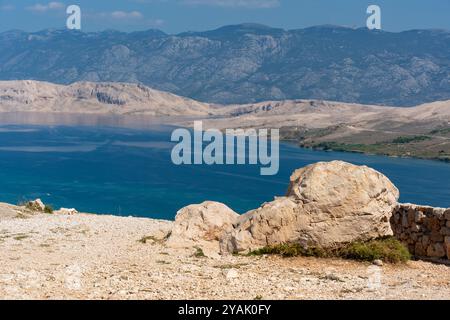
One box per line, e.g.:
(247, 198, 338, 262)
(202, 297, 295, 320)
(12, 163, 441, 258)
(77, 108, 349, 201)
(391, 204, 450, 260)
(221, 161, 399, 254)
(287, 161, 399, 221)
(25, 199, 46, 212)
(164, 161, 448, 263)
(166, 201, 239, 252)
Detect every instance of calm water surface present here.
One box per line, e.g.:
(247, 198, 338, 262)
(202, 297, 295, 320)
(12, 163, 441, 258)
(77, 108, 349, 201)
(0, 123, 448, 219)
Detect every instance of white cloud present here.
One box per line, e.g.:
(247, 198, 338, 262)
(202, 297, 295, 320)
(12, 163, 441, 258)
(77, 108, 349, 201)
(181, 0, 280, 8)
(111, 11, 143, 19)
(26, 2, 65, 13)
(95, 11, 144, 20)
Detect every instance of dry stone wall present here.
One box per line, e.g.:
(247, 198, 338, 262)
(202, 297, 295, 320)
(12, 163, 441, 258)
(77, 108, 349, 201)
(391, 204, 450, 260)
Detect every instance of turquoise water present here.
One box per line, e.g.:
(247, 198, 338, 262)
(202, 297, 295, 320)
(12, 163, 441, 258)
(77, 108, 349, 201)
(0, 124, 448, 219)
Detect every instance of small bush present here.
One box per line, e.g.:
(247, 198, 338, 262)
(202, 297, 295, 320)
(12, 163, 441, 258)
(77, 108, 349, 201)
(249, 237, 410, 264)
(193, 247, 206, 258)
(44, 205, 54, 214)
(339, 237, 411, 263)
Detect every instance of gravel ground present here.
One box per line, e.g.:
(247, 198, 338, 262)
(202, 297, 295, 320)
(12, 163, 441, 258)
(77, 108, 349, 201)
(0, 204, 449, 300)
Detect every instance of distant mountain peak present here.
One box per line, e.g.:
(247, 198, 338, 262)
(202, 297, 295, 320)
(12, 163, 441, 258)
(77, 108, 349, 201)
(182, 23, 286, 38)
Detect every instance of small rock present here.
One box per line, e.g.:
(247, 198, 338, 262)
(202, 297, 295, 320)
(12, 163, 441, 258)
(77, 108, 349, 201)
(224, 269, 239, 280)
(54, 208, 78, 215)
(323, 273, 344, 282)
(373, 259, 383, 267)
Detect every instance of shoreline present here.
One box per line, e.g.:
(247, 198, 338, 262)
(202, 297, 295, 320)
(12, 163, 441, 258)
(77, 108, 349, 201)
(1, 112, 448, 165)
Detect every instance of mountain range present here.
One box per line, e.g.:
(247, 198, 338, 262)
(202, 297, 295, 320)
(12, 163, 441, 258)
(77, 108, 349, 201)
(1, 24, 450, 106)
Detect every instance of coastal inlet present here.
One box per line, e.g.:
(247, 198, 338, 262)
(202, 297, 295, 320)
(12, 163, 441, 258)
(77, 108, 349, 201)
(0, 124, 448, 219)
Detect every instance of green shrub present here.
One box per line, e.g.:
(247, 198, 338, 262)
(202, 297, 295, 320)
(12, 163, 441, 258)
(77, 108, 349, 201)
(338, 237, 411, 263)
(193, 247, 206, 258)
(249, 237, 411, 264)
(44, 205, 54, 214)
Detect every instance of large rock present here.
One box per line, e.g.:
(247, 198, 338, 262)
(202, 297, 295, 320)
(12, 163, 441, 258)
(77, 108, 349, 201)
(166, 201, 239, 252)
(221, 161, 399, 253)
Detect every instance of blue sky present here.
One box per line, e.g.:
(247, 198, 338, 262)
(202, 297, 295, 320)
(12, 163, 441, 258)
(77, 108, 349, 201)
(1, 0, 450, 33)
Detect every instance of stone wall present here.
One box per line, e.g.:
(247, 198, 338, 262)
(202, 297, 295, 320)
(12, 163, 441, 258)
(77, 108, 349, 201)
(391, 204, 450, 261)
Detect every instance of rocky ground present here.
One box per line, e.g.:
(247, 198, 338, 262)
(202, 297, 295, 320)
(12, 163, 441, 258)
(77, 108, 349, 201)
(0, 204, 448, 300)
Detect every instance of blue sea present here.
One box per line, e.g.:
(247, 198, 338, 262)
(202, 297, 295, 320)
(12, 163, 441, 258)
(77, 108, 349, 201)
(0, 123, 448, 219)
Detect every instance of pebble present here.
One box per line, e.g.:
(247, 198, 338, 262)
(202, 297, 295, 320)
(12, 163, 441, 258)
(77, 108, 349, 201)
(373, 259, 384, 267)
(224, 269, 239, 280)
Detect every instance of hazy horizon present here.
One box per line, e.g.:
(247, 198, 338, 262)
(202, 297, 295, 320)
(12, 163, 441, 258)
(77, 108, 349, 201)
(1, 0, 450, 33)
(2, 22, 450, 35)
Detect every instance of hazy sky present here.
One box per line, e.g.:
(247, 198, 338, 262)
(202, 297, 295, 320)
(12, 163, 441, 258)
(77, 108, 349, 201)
(1, 0, 450, 33)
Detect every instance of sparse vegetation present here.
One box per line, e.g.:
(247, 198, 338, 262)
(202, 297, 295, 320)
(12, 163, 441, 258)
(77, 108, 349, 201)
(312, 142, 382, 154)
(430, 127, 450, 135)
(392, 135, 431, 144)
(304, 139, 450, 163)
(279, 122, 450, 162)
(13, 234, 30, 241)
(44, 205, 54, 214)
(193, 247, 206, 258)
(249, 243, 328, 258)
(339, 237, 411, 263)
(214, 263, 249, 269)
(248, 237, 411, 264)
(138, 235, 162, 244)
